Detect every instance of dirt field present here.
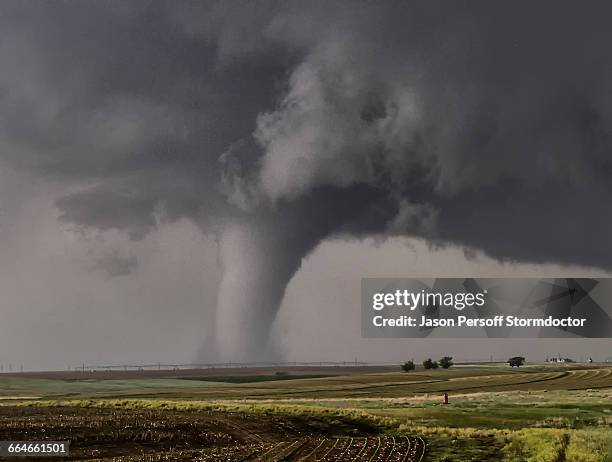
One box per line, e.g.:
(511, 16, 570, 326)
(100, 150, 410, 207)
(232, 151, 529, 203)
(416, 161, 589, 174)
(0, 405, 425, 461)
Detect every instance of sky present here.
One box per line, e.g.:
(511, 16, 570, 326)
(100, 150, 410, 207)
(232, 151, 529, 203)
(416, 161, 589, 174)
(1, 1, 612, 369)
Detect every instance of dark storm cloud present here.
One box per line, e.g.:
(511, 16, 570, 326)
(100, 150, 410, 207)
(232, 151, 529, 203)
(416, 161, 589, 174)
(2, 1, 610, 258)
(3, 1, 612, 357)
(0, 1, 291, 230)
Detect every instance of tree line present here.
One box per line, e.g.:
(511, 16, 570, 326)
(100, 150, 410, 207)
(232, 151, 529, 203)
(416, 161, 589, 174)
(401, 356, 454, 372)
(401, 356, 526, 371)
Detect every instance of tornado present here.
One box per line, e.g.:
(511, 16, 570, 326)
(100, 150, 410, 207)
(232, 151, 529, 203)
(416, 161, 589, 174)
(214, 186, 396, 360)
(215, 220, 306, 361)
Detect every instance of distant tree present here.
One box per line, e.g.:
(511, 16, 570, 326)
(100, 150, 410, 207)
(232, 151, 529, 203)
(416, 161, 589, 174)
(423, 358, 439, 370)
(439, 356, 454, 369)
(401, 360, 415, 372)
(508, 356, 525, 368)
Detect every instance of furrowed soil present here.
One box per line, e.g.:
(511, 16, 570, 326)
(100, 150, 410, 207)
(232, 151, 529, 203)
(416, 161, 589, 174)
(0, 406, 427, 461)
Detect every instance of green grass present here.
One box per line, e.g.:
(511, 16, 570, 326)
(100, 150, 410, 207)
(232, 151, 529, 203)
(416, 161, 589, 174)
(361, 390, 612, 430)
(179, 374, 331, 383)
(0, 377, 218, 400)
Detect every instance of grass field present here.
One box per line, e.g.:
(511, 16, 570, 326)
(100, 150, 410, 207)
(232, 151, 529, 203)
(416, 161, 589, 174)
(0, 364, 610, 460)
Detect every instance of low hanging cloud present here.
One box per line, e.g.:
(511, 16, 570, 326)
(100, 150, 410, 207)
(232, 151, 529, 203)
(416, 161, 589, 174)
(94, 253, 139, 279)
(2, 1, 612, 358)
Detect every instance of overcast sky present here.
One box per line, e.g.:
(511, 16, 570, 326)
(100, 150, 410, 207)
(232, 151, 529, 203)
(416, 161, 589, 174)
(1, 2, 612, 369)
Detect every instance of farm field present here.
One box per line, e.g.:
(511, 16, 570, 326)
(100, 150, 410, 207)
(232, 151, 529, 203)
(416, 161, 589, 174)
(0, 404, 426, 461)
(1, 364, 611, 401)
(0, 364, 611, 461)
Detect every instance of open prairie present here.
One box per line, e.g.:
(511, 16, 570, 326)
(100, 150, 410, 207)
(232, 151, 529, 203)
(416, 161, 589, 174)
(1, 364, 611, 461)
